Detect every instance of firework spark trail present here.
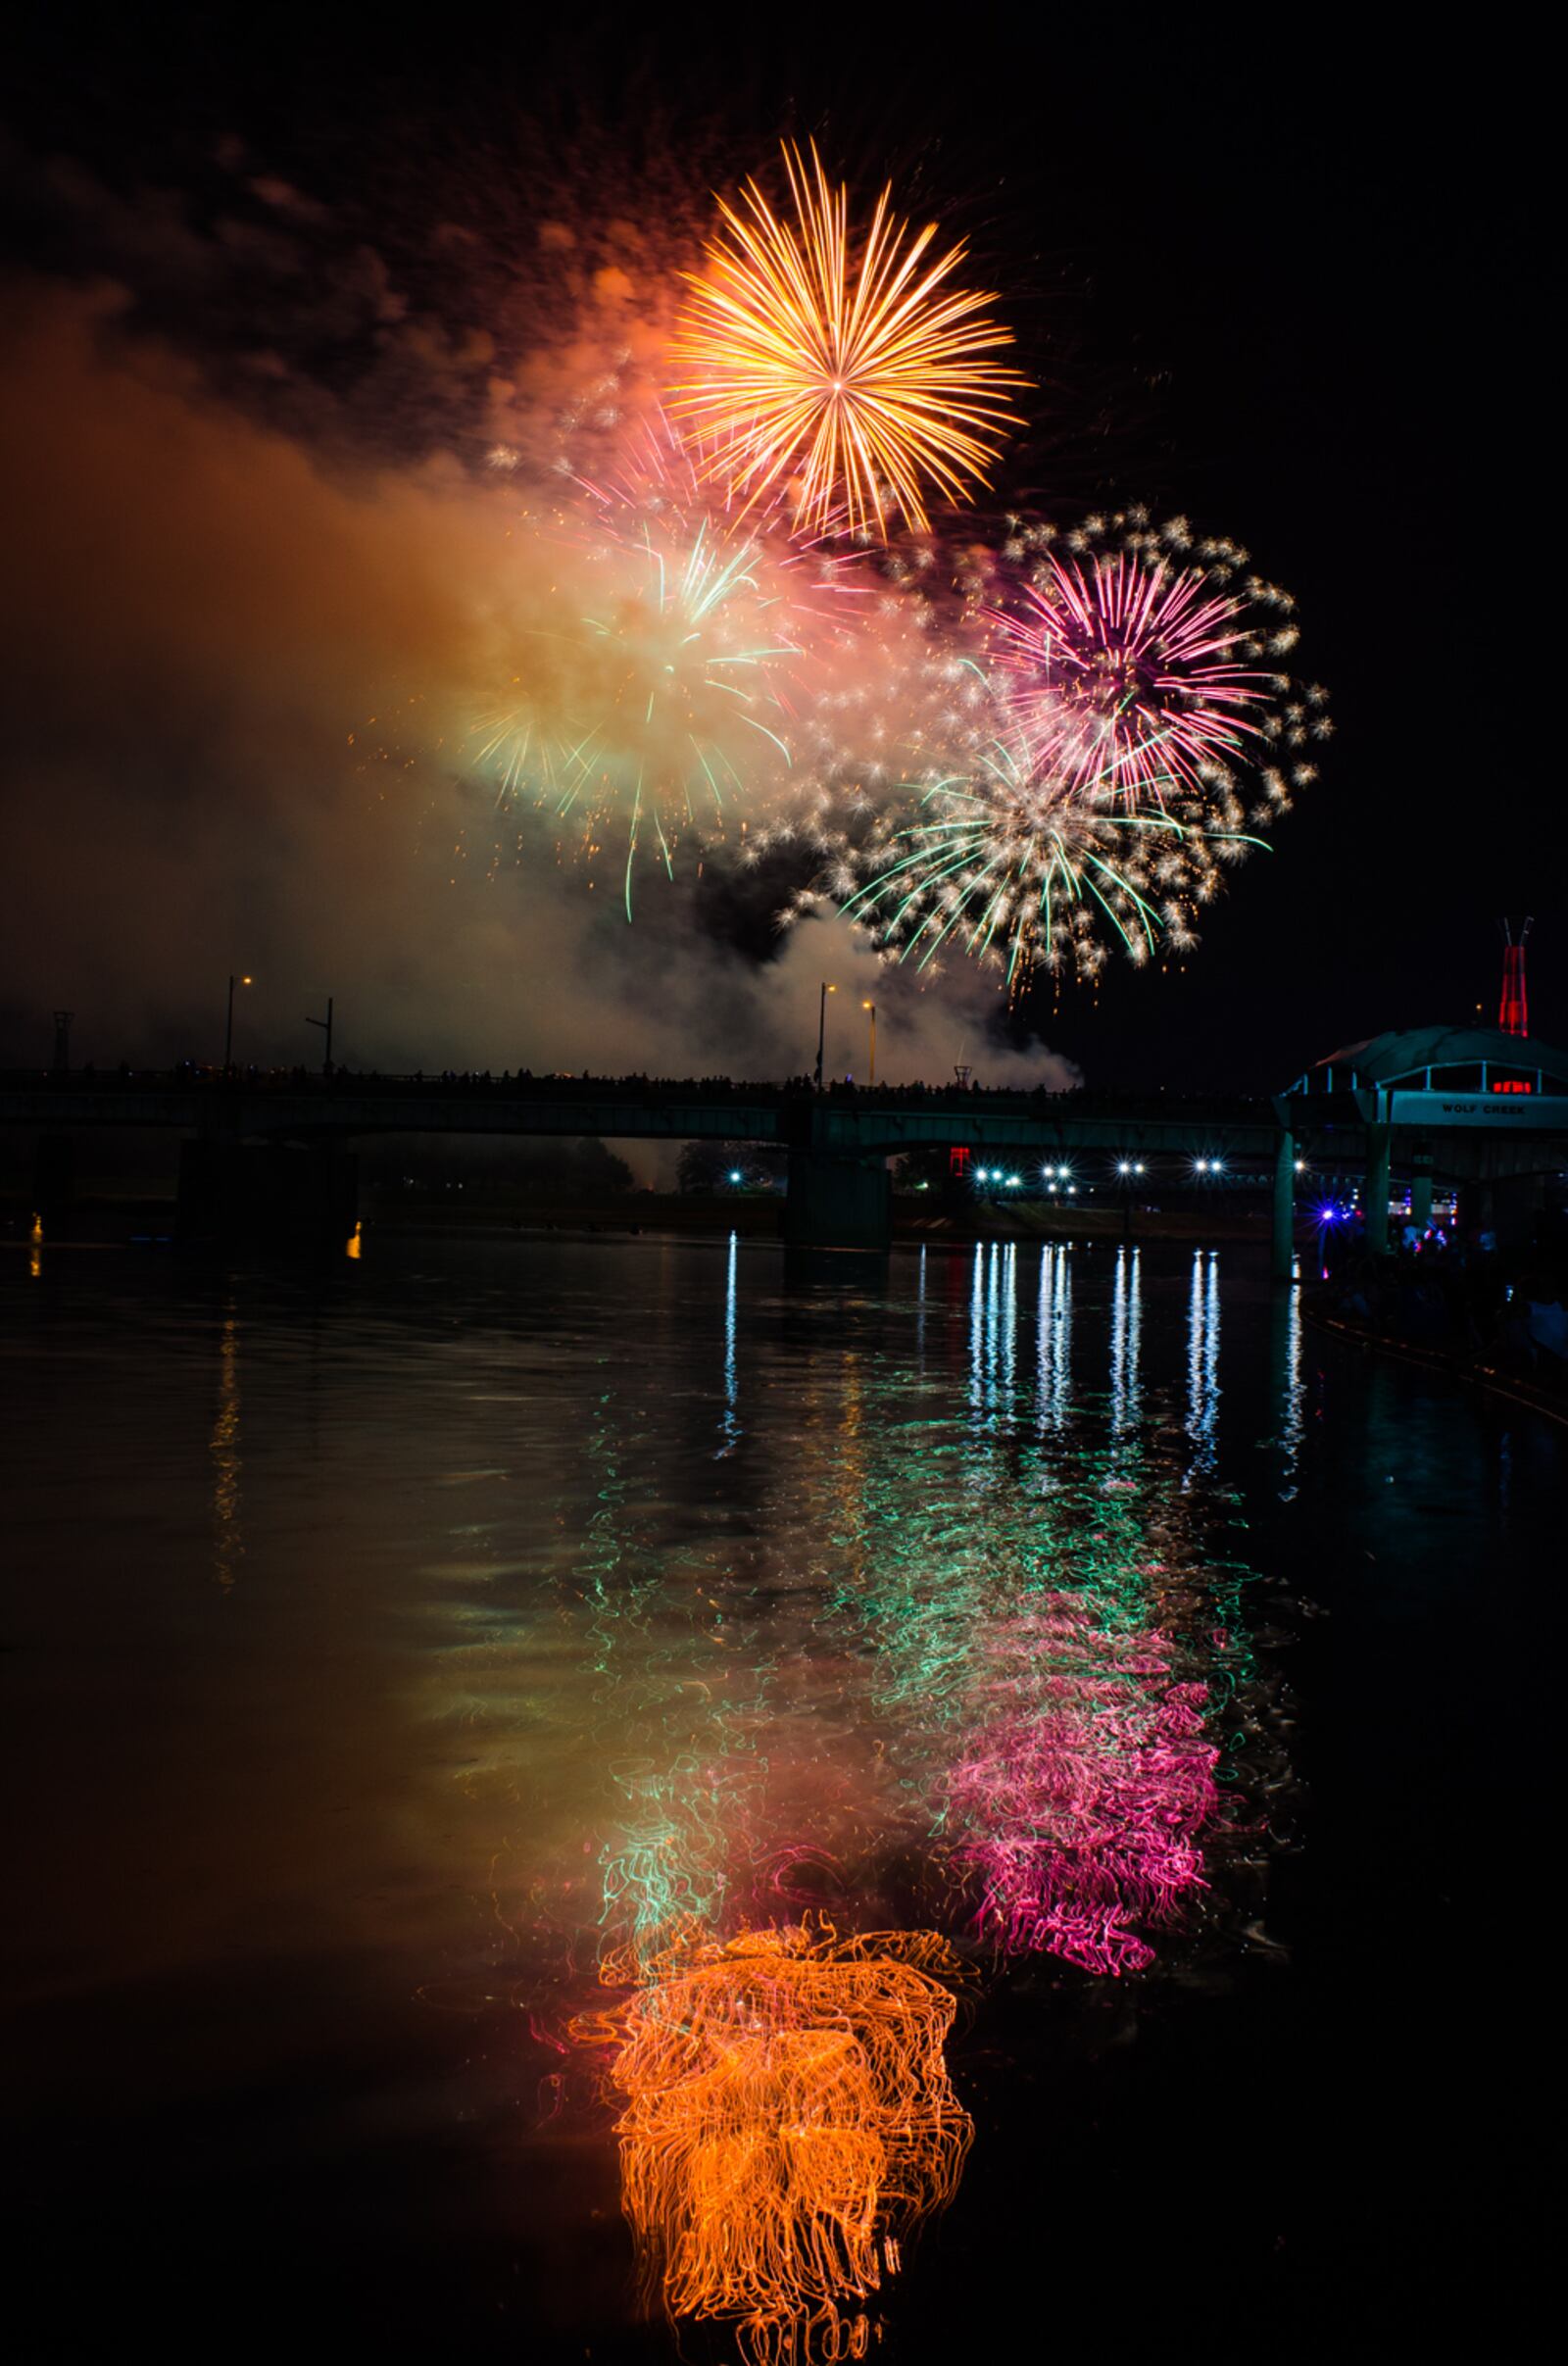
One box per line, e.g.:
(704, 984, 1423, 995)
(462, 175, 1330, 977)
(982, 511, 1331, 818)
(838, 733, 1257, 988)
(475, 420, 859, 911)
(828, 514, 1331, 986)
(578, 1922, 971, 2366)
(670, 141, 1025, 540)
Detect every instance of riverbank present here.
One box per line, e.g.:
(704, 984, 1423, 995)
(5, 1187, 1279, 1250)
(1302, 1299, 1568, 1428)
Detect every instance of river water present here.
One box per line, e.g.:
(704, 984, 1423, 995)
(3, 1231, 1547, 2357)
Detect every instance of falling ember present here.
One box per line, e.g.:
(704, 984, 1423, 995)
(579, 1922, 971, 2365)
(669, 141, 1024, 539)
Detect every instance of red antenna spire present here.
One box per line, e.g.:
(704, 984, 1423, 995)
(1498, 916, 1532, 1037)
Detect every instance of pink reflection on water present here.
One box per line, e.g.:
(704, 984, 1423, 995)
(949, 1598, 1220, 1975)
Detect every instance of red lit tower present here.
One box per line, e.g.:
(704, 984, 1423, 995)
(1498, 917, 1532, 1037)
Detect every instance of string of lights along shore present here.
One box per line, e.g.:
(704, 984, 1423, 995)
(473, 139, 1331, 975)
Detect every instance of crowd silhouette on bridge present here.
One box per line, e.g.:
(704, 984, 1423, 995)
(11, 1059, 1266, 1123)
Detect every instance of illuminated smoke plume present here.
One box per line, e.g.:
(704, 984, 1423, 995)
(476, 418, 860, 911)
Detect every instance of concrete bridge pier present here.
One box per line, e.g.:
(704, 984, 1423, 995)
(1365, 1122, 1393, 1253)
(177, 1138, 359, 1248)
(782, 1148, 891, 1253)
(1409, 1147, 1434, 1231)
(1271, 1130, 1296, 1281)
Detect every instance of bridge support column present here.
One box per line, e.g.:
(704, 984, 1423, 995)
(783, 1149, 891, 1253)
(178, 1139, 359, 1248)
(1409, 1147, 1434, 1232)
(1272, 1130, 1296, 1281)
(1365, 1123, 1393, 1254)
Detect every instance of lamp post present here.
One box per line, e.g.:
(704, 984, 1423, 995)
(224, 973, 252, 1075)
(306, 996, 334, 1076)
(814, 981, 837, 1091)
(862, 1000, 876, 1087)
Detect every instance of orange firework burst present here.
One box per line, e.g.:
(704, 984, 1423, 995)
(670, 141, 1024, 541)
(581, 1923, 971, 2365)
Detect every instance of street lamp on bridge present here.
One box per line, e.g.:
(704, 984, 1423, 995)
(223, 973, 252, 1075)
(814, 981, 837, 1092)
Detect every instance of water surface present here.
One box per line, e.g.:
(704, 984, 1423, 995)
(3, 1232, 1544, 2355)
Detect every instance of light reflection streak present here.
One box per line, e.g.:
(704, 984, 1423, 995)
(967, 1251, 983, 1418)
(1036, 1244, 1072, 1434)
(211, 1311, 242, 1590)
(1185, 1250, 1221, 1481)
(1276, 1259, 1303, 1499)
(915, 1245, 927, 1364)
(1109, 1246, 1142, 1438)
(719, 1229, 740, 1454)
(968, 1244, 1017, 1423)
(28, 1211, 43, 1280)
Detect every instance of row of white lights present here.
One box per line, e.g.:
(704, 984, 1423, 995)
(729, 1155, 1312, 1186)
(976, 1157, 1246, 1184)
(980, 1156, 1310, 1182)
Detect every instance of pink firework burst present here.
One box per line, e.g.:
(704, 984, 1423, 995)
(987, 516, 1322, 813)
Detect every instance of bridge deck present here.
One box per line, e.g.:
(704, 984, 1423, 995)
(0, 1076, 1285, 1158)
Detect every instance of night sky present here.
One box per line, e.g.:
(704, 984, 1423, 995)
(3, 9, 1551, 1090)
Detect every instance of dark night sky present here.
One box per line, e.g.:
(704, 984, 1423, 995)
(2, 8, 1552, 1089)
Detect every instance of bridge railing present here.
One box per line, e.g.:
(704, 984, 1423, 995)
(0, 1065, 1271, 1126)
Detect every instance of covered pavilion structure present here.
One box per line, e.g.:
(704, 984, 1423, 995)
(1272, 1024, 1568, 1273)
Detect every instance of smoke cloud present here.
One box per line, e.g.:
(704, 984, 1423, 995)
(0, 273, 1077, 1098)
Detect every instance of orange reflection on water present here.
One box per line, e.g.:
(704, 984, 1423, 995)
(28, 1211, 43, 1279)
(585, 1923, 971, 2365)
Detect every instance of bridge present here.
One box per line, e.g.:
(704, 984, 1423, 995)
(1, 1070, 1279, 1252)
(6, 1021, 1567, 1260)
